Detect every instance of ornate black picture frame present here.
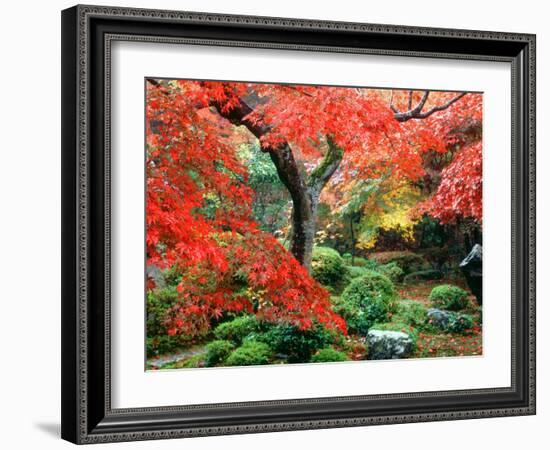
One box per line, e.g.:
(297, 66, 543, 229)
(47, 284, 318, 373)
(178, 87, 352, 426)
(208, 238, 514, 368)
(61, 4, 536, 444)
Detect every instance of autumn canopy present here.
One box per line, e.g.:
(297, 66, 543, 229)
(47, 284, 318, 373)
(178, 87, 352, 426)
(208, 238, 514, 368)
(145, 79, 482, 339)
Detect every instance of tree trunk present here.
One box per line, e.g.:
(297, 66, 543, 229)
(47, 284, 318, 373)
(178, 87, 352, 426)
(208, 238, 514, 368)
(213, 98, 343, 271)
(284, 136, 343, 270)
(349, 215, 356, 266)
(288, 186, 317, 270)
(266, 143, 315, 269)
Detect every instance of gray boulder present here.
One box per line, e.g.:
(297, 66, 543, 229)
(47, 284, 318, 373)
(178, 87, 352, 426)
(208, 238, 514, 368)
(460, 244, 482, 305)
(427, 308, 452, 329)
(366, 330, 413, 360)
(427, 308, 475, 333)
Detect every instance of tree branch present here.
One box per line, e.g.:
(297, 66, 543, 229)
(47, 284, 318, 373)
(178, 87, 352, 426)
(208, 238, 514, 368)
(389, 91, 398, 114)
(414, 92, 467, 119)
(210, 97, 269, 141)
(393, 91, 467, 122)
(146, 78, 171, 95)
(308, 136, 344, 194)
(286, 86, 314, 97)
(211, 98, 309, 205)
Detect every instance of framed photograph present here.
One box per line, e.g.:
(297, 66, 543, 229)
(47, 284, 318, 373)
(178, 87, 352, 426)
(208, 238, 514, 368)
(61, 4, 536, 444)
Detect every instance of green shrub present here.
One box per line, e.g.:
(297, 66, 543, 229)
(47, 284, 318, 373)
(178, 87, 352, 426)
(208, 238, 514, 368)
(370, 251, 425, 274)
(419, 246, 456, 269)
(161, 265, 183, 286)
(146, 337, 154, 357)
(378, 262, 405, 283)
(371, 322, 419, 350)
(146, 284, 187, 355)
(310, 347, 349, 363)
(204, 340, 235, 367)
(346, 265, 369, 279)
(311, 246, 345, 286)
(334, 271, 396, 336)
(355, 257, 379, 270)
(396, 301, 429, 330)
(403, 269, 443, 284)
(342, 253, 379, 270)
(429, 285, 469, 311)
(146, 335, 181, 357)
(447, 313, 475, 333)
(225, 341, 272, 366)
(322, 285, 337, 295)
(257, 322, 336, 363)
(147, 284, 178, 333)
(213, 315, 260, 345)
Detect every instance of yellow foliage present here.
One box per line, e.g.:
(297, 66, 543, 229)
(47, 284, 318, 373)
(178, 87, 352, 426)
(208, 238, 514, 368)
(359, 183, 421, 247)
(357, 233, 377, 250)
(378, 207, 417, 241)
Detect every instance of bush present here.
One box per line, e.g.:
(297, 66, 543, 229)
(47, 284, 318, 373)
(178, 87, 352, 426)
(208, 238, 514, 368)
(429, 285, 469, 311)
(360, 259, 380, 270)
(396, 301, 429, 330)
(378, 262, 405, 283)
(146, 335, 180, 357)
(225, 341, 272, 366)
(346, 265, 369, 280)
(204, 340, 235, 367)
(447, 313, 475, 333)
(310, 348, 349, 363)
(346, 256, 379, 270)
(258, 322, 336, 363)
(146, 287, 176, 319)
(419, 246, 456, 270)
(334, 271, 396, 336)
(342, 253, 379, 271)
(311, 246, 345, 286)
(369, 251, 425, 274)
(146, 283, 192, 356)
(213, 315, 260, 345)
(403, 269, 443, 284)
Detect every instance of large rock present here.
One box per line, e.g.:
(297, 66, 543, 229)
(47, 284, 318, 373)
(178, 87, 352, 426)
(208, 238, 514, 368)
(427, 308, 452, 329)
(460, 244, 482, 305)
(366, 330, 413, 360)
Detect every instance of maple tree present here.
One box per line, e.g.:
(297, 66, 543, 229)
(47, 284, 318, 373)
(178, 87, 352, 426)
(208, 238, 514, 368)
(146, 80, 346, 336)
(145, 79, 482, 338)
(316, 89, 483, 252)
